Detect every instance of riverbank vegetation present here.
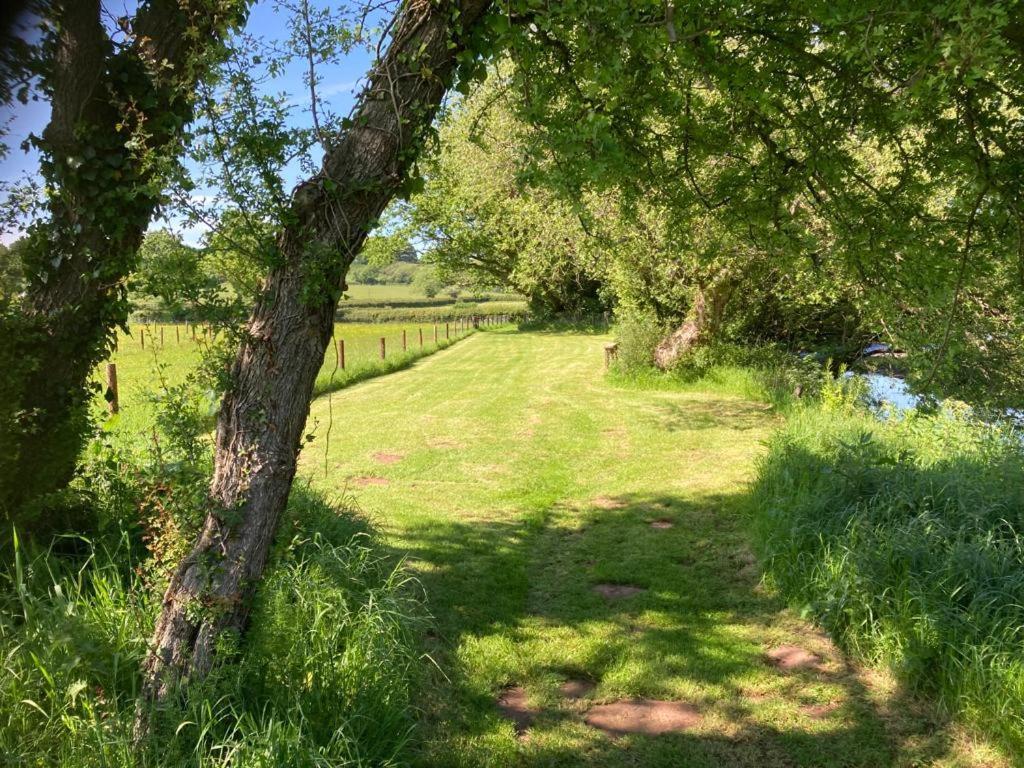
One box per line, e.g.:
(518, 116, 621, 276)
(751, 390, 1024, 752)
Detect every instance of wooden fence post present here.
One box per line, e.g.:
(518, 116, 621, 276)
(160, 326, 165, 347)
(446, 322, 450, 339)
(140, 330, 145, 350)
(380, 337, 386, 359)
(604, 342, 619, 370)
(176, 325, 180, 343)
(106, 363, 119, 414)
(419, 328, 423, 347)
(402, 329, 407, 351)
(338, 339, 345, 370)
(434, 324, 438, 343)
(192, 324, 196, 340)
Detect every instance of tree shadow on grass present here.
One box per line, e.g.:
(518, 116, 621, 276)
(392, 491, 970, 767)
(643, 399, 772, 433)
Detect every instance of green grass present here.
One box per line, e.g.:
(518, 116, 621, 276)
(344, 283, 424, 301)
(96, 320, 481, 436)
(749, 400, 1024, 757)
(296, 328, 1004, 767)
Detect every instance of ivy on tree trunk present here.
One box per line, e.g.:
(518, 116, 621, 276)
(0, 0, 244, 527)
(137, 0, 493, 720)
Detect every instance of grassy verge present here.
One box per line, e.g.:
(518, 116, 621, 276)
(0, 490, 424, 767)
(749, 400, 1024, 754)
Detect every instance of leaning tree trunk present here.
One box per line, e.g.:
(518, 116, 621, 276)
(654, 279, 735, 369)
(138, 0, 493, 715)
(2, 0, 244, 523)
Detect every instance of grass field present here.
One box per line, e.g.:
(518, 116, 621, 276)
(343, 283, 424, 302)
(294, 329, 1004, 767)
(96, 320, 480, 435)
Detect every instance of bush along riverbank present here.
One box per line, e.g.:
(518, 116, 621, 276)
(748, 377, 1024, 754)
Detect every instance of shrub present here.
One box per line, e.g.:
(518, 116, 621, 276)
(749, 402, 1024, 753)
(613, 313, 664, 371)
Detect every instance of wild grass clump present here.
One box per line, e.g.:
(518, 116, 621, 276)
(0, 491, 425, 767)
(749, 394, 1024, 752)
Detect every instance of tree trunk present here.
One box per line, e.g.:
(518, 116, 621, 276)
(1, 0, 243, 523)
(138, 0, 492, 716)
(654, 280, 735, 369)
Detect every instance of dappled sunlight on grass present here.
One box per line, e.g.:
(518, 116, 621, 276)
(297, 329, 1002, 767)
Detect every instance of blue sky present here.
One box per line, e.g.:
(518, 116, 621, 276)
(1, 0, 381, 245)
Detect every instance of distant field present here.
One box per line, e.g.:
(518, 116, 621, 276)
(96, 319, 485, 436)
(342, 283, 422, 302)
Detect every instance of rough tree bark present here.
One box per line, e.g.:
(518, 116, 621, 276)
(2, 0, 243, 521)
(138, 0, 493, 716)
(654, 279, 735, 369)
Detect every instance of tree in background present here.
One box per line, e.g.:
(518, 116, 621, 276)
(405, 79, 604, 316)
(129, 231, 210, 319)
(496, 1, 1024, 404)
(411, 262, 444, 297)
(201, 209, 275, 302)
(0, 239, 27, 300)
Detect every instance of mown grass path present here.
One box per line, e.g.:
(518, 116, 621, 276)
(298, 329, 995, 768)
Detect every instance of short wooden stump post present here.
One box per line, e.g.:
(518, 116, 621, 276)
(106, 363, 119, 414)
(603, 342, 619, 370)
(338, 338, 346, 370)
(380, 337, 386, 359)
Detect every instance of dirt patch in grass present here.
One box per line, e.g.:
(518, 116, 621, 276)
(559, 679, 596, 700)
(592, 496, 627, 510)
(352, 476, 389, 487)
(585, 699, 702, 737)
(427, 437, 462, 449)
(593, 583, 645, 599)
(800, 701, 840, 719)
(650, 519, 674, 529)
(496, 686, 536, 736)
(765, 645, 824, 672)
(372, 452, 403, 464)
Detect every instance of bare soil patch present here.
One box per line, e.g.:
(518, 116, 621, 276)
(559, 679, 596, 700)
(496, 686, 536, 736)
(650, 519, 674, 529)
(592, 496, 627, 510)
(372, 452, 403, 464)
(765, 645, 824, 672)
(585, 699, 702, 736)
(427, 437, 462, 449)
(800, 701, 840, 719)
(593, 583, 645, 599)
(351, 476, 389, 487)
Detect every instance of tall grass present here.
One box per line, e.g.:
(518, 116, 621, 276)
(749, 397, 1024, 753)
(0, 492, 425, 767)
